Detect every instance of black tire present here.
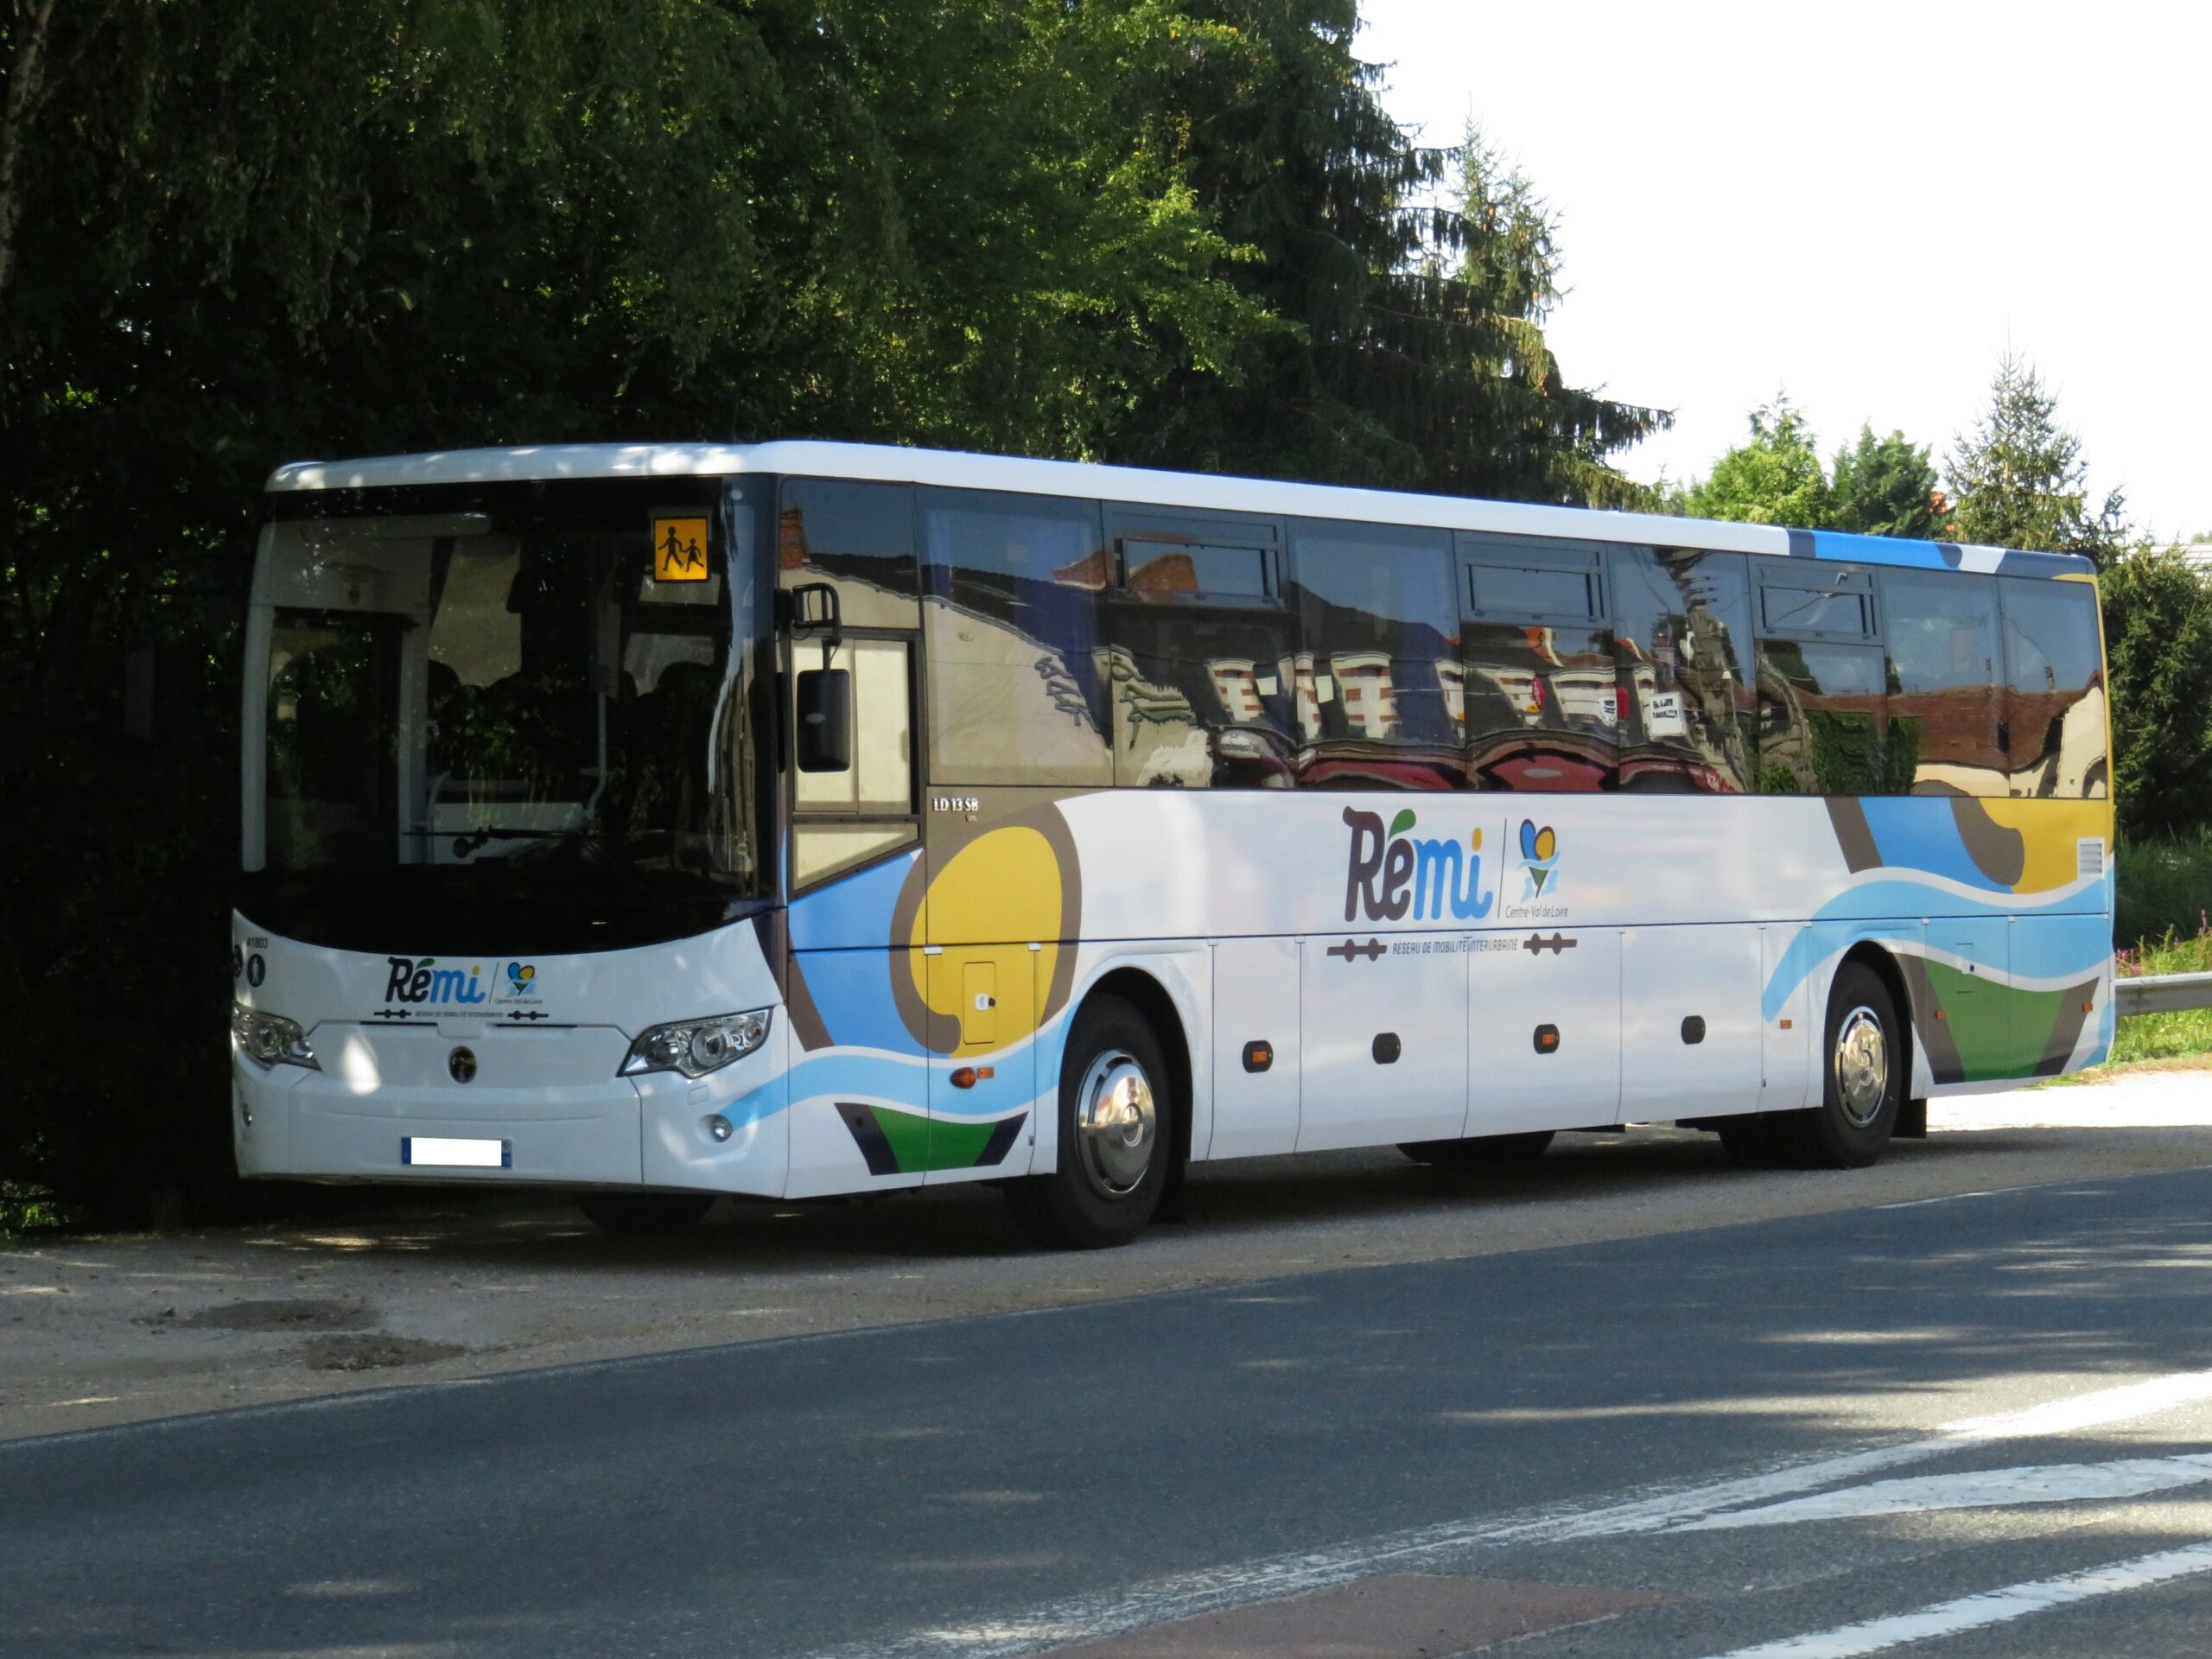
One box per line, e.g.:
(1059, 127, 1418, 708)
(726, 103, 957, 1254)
(1772, 961, 1904, 1169)
(1005, 994, 1173, 1249)
(574, 1191, 714, 1236)
(1399, 1130, 1555, 1167)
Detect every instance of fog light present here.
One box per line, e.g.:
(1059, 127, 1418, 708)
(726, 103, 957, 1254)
(705, 1114, 734, 1143)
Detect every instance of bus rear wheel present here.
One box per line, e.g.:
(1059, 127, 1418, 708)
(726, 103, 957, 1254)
(1400, 1131, 1555, 1167)
(574, 1192, 714, 1236)
(1755, 962, 1904, 1170)
(1006, 994, 1172, 1250)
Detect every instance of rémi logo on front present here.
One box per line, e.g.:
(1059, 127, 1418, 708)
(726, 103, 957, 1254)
(384, 957, 489, 1006)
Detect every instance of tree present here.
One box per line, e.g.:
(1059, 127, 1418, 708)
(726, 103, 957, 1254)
(1680, 397, 1831, 528)
(1945, 353, 2126, 562)
(0, 0, 1271, 1221)
(2099, 546, 2212, 842)
(1103, 8, 1667, 504)
(1829, 425, 1945, 539)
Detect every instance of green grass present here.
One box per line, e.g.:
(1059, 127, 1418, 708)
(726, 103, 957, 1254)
(2111, 917, 2212, 1065)
(2114, 828, 2212, 950)
(0, 1180, 70, 1242)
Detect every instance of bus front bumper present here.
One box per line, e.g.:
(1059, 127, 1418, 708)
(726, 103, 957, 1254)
(231, 1022, 788, 1195)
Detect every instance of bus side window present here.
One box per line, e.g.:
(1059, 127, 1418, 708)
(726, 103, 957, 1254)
(1753, 568, 1893, 796)
(1287, 520, 1462, 791)
(1098, 510, 1294, 789)
(1882, 569, 2005, 797)
(1609, 546, 1752, 794)
(1999, 578, 2108, 799)
(779, 479, 919, 629)
(1458, 532, 1616, 792)
(918, 488, 1109, 788)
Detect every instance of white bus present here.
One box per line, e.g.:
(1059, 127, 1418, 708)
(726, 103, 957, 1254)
(232, 442, 2115, 1247)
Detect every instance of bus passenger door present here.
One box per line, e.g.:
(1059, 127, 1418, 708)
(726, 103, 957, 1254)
(1208, 937, 1300, 1158)
(1296, 934, 1466, 1152)
(1466, 929, 1621, 1134)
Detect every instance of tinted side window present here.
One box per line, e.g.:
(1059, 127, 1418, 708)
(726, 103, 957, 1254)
(779, 480, 918, 628)
(1611, 547, 1753, 793)
(1883, 570, 2005, 797)
(1755, 639, 1893, 795)
(919, 489, 1109, 787)
(2000, 578, 2108, 798)
(1459, 535, 1615, 791)
(1289, 521, 1462, 790)
(1101, 512, 1294, 788)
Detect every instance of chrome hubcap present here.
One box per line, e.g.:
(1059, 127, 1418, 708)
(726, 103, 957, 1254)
(1834, 1005, 1889, 1128)
(1075, 1050, 1156, 1198)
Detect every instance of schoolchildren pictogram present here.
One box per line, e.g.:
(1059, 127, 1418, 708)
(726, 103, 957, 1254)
(652, 517, 710, 582)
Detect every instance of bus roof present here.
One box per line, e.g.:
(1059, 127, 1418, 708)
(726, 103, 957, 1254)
(264, 440, 2094, 580)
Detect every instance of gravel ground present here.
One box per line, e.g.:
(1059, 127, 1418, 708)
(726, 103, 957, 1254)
(4, 1064, 2208, 1444)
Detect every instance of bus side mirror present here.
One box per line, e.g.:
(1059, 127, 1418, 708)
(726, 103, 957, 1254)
(795, 667, 852, 772)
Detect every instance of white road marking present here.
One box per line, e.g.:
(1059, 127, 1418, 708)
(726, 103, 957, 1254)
(1693, 1540, 2212, 1659)
(1671, 1452, 2212, 1531)
(805, 1369, 2212, 1659)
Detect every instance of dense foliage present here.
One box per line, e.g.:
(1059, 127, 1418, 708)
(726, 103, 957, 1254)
(0, 1, 1661, 1221)
(2100, 549, 2212, 843)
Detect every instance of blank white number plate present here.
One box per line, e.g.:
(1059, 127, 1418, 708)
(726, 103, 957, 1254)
(402, 1136, 509, 1169)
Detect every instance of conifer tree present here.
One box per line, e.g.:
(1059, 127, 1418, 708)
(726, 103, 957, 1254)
(1946, 353, 2126, 562)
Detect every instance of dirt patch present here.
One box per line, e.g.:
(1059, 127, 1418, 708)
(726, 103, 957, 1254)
(182, 1298, 373, 1333)
(295, 1333, 469, 1371)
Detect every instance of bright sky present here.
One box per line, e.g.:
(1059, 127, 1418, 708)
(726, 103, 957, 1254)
(1357, 1, 2209, 540)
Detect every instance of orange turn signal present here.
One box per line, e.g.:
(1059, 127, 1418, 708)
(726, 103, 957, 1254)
(950, 1066, 976, 1090)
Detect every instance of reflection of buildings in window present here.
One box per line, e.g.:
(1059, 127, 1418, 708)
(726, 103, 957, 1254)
(1205, 658, 1263, 723)
(2010, 682, 2108, 798)
(1281, 652, 1324, 741)
(1434, 659, 1465, 725)
(1470, 662, 1543, 721)
(1329, 652, 1398, 739)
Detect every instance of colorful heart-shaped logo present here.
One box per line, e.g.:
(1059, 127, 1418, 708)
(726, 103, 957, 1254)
(1519, 819, 1560, 896)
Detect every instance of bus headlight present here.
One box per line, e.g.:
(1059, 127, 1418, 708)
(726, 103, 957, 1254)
(620, 1009, 772, 1079)
(231, 1002, 320, 1071)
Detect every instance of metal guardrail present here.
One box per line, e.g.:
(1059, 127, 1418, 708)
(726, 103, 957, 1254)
(2116, 973, 2212, 1017)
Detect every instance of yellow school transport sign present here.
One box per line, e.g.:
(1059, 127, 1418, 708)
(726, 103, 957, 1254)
(652, 516, 709, 582)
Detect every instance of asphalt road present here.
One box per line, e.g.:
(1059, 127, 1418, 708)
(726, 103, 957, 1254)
(9, 1161, 2212, 1659)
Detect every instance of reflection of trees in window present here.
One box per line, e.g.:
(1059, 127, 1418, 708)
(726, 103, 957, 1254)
(266, 622, 398, 866)
(1755, 639, 1908, 795)
(1611, 547, 1751, 793)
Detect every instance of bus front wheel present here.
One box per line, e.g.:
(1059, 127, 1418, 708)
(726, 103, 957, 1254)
(574, 1192, 714, 1236)
(1006, 994, 1172, 1250)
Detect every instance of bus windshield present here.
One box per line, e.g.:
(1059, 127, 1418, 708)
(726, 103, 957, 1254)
(240, 480, 771, 952)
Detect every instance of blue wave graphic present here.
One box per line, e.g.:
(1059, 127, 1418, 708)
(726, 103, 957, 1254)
(1762, 880, 2109, 1020)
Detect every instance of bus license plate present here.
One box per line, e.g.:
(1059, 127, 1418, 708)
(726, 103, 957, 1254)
(401, 1136, 510, 1168)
